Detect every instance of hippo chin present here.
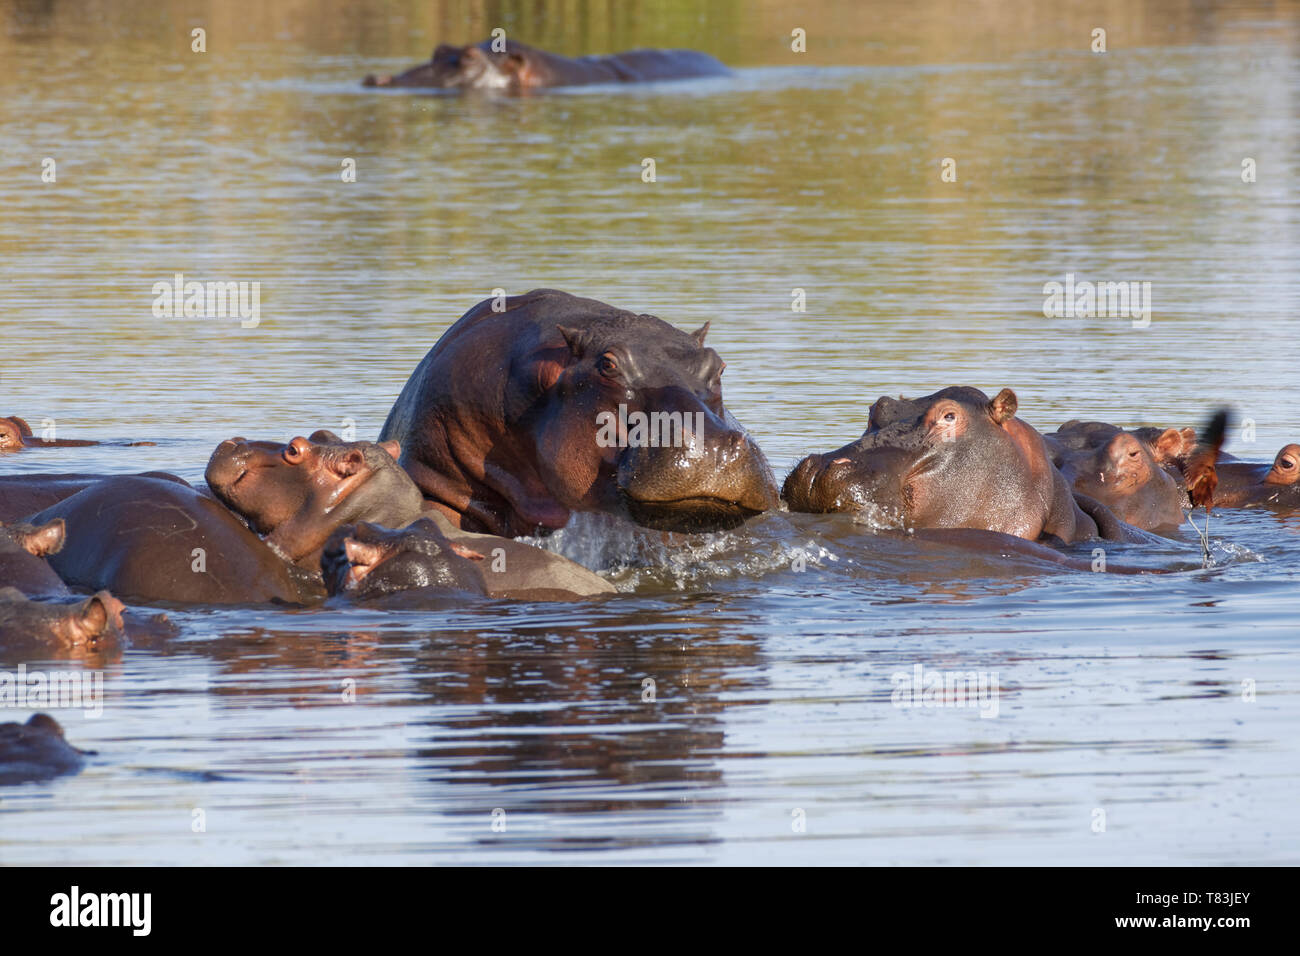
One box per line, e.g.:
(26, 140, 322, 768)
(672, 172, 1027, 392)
(784, 386, 1142, 544)
(324, 514, 615, 603)
(380, 289, 779, 537)
(364, 39, 730, 91)
(0, 714, 91, 785)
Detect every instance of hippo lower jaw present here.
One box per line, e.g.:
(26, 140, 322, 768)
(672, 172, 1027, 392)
(621, 494, 767, 533)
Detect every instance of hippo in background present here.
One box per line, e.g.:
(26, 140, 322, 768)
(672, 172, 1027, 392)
(1047, 426, 1187, 533)
(324, 514, 616, 604)
(0, 415, 155, 452)
(380, 289, 779, 537)
(0, 714, 91, 785)
(364, 39, 730, 91)
(783, 386, 1148, 544)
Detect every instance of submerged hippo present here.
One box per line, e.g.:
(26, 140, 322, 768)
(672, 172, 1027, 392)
(0, 586, 126, 652)
(205, 430, 423, 570)
(0, 714, 90, 785)
(0, 518, 70, 595)
(0, 415, 154, 452)
(380, 289, 779, 537)
(324, 514, 616, 603)
(783, 386, 1144, 543)
(363, 39, 730, 91)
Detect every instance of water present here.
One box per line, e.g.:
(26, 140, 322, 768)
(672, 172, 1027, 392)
(1, 0, 1298, 864)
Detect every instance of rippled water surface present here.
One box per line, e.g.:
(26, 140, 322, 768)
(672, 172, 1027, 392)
(2, 0, 1299, 864)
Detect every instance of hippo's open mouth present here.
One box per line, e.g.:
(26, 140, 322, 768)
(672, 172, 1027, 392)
(623, 494, 762, 533)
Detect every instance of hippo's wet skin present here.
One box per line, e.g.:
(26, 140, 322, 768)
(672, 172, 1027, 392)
(0, 714, 90, 785)
(28, 476, 319, 605)
(324, 514, 616, 603)
(380, 289, 779, 537)
(783, 386, 1146, 544)
(0, 471, 192, 523)
(364, 39, 730, 92)
(1048, 427, 1187, 533)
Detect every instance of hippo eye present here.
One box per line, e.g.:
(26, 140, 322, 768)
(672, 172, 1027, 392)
(598, 354, 618, 376)
(1283, 457, 1296, 470)
(943, 412, 956, 422)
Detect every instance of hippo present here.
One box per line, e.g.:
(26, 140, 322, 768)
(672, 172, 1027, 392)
(1201, 443, 1300, 509)
(0, 518, 70, 595)
(0, 586, 125, 652)
(0, 415, 154, 451)
(28, 476, 319, 605)
(205, 430, 424, 570)
(0, 714, 91, 785)
(380, 289, 779, 537)
(324, 514, 617, 603)
(0, 472, 191, 524)
(363, 39, 730, 91)
(783, 386, 1146, 544)
(1048, 428, 1186, 533)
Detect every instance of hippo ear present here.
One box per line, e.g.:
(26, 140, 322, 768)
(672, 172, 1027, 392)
(4, 416, 32, 436)
(330, 449, 366, 477)
(309, 429, 342, 444)
(557, 325, 588, 358)
(77, 593, 112, 637)
(1152, 427, 1189, 462)
(690, 322, 711, 347)
(503, 52, 527, 73)
(379, 440, 401, 461)
(987, 388, 1018, 425)
(21, 518, 65, 557)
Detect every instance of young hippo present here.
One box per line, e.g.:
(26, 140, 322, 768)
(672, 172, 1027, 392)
(323, 514, 616, 603)
(363, 39, 730, 91)
(1048, 429, 1186, 533)
(0, 415, 154, 451)
(0, 713, 90, 785)
(204, 430, 425, 571)
(783, 386, 1145, 544)
(0, 519, 69, 595)
(0, 586, 126, 653)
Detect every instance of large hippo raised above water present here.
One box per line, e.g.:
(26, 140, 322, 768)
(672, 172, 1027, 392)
(363, 39, 730, 91)
(380, 289, 779, 537)
(783, 386, 1146, 544)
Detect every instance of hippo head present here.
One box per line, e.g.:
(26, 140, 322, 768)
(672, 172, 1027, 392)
(1065, 431, 1185, 530)
(0, 586, 126, 649)
(530, 310, 779, 533)
(205, 430, 425, 568)
(322, 518, 486, 600)
(363, 42, 526, 90)
(0, 415, 33, 451)
(1263, 444, 1300, 487)
(784, 386, 1057, 538)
